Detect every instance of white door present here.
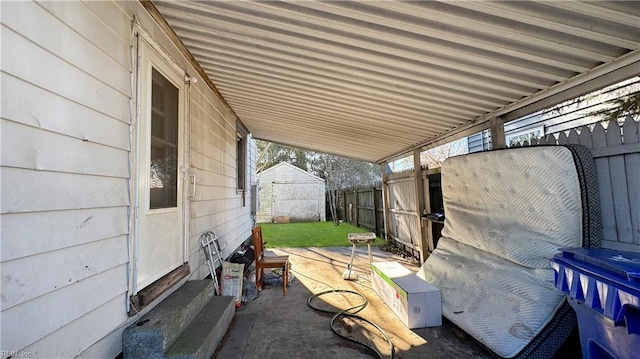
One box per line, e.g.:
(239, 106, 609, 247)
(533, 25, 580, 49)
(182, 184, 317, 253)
(135, 39, 186, 290)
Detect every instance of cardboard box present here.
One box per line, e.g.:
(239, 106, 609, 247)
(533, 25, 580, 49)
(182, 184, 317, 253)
(371, 261, 442, 328)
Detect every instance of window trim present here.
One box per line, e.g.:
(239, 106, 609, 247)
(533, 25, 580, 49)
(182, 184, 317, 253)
(236, 123, 248, 193)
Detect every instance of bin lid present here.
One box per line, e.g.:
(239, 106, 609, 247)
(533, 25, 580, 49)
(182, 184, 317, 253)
(557, 247, 640, 283)
(553, 248, 640, 325)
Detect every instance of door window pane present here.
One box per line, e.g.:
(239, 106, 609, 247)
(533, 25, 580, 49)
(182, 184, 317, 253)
(150, 68, 179, 209)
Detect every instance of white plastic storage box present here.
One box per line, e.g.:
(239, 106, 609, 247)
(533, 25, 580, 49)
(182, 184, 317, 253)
(371, 261, 442, 328)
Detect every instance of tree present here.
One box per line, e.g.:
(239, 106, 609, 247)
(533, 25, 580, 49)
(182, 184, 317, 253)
(543, 80, 639, 125)
(310, 153, 381, 225)
(419, 138, 468, 168)
(588, 91, 640, 123)
(387, 138, 468, 172)
(256, 140, 309, 173)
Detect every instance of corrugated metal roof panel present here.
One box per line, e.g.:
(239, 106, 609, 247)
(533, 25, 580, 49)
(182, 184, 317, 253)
(152, 0, 640, 163)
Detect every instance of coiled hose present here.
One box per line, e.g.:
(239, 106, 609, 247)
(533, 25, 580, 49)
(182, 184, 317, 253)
(307, 289, 395, 359)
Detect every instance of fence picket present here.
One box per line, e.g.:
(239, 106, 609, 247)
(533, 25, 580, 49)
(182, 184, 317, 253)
(543, 134, 556, 145)
(606, 121, 633, 243)
(592, 122, 618, 242)
(578, 125, 594, 148)
(622, 117, 640, 244)
(607, 120, 624, 146)
(557, 131, 569, 144)
(623, 116, 639, 143)
(567, 128, 580, 144)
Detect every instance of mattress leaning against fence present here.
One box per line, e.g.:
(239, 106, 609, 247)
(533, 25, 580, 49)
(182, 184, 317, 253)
(418, 145, 601, 358)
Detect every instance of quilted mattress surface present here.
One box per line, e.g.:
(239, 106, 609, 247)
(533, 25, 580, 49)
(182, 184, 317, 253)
(418, 237, 565, 358)
(440, 146, 583, 268)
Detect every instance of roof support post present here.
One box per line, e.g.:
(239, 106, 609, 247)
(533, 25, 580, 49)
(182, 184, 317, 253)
(354, 189, 359, 228)
(413, 149, 428, 263)
(423, 172, 435, 254)
(381, 163, 391, 242)
(343, 191, 348, 224)
(490, 117, 506, 150)
(372, 186, 379, 236)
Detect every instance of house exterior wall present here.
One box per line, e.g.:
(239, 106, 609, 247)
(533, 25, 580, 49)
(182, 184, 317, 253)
(0, 1, 255, 357)
(467, 130, 492, 153)
(256, 163, 326, 223)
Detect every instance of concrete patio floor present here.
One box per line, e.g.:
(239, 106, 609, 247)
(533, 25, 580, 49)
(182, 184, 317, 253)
(214, 246, 492, 359)
(214, 246, 581, 359)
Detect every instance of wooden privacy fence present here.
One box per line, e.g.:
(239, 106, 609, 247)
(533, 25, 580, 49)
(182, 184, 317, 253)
(335, 170, 442, 261)
(513, 116, 640, 251)
(339, 184, 385, 237)
(384, 170, 422, 258)
(383, 168, 444, 260)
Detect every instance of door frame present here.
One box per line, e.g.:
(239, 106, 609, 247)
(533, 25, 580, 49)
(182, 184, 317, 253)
(129, 27, 191, 298)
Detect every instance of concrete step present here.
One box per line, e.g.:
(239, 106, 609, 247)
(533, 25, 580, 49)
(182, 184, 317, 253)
(123, 280, 215, 359)
(165, 296, 235, 359)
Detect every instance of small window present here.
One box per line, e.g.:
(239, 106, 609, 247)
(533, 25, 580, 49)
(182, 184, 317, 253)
(236, 124, 247, 192)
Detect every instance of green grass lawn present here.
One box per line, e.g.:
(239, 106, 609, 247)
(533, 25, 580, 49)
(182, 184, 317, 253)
(258, 221, 383, 248)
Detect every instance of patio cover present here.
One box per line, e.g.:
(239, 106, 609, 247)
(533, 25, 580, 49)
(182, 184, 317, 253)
(149, 1, 640, 163)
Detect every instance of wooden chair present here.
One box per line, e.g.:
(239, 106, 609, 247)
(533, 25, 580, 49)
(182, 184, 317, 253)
(252, 226, 290, 296)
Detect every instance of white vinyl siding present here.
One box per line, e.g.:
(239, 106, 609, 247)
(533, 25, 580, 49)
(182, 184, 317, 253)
(187, 82, 254, 274)
(1, 1, 131, 355)
(0, 0, 255, 357)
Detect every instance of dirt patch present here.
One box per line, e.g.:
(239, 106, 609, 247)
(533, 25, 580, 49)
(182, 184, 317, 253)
(272, 216, 290, 223)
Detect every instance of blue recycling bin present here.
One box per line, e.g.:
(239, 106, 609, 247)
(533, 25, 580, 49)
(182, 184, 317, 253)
(550, 248, 640, 359)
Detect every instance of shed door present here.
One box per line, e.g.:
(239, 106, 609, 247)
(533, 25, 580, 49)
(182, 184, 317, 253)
(135, 39, 186, 290)
(272, 182, 321, 222)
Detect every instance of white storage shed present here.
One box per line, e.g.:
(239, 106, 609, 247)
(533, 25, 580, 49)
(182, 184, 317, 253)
(257, 162, 326, 223)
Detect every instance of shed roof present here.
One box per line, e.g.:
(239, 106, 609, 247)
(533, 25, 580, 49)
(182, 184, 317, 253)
(258, 162, 325, 182)
(151, 0, 640, 163)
